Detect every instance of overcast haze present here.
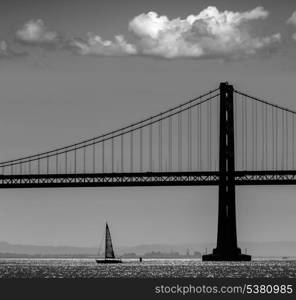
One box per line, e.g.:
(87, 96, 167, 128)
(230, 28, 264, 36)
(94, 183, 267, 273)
(0, 0, 296, 250)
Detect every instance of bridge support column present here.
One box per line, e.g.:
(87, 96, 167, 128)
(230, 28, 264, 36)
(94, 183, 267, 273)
(202, 82, 251, 261)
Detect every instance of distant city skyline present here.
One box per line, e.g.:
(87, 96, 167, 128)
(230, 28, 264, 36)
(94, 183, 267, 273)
(0, 0, 296, 248)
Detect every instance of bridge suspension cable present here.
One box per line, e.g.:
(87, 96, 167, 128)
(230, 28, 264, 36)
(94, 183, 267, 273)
(234, 89, 296, 172)
(0, 88, 220, 176)
(2, 82, 296, 187)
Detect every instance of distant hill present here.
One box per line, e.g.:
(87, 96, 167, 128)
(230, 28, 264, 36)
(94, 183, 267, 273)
(0, 241, 98, 256)
(121, 242, 296, 257)
(1, 241, 296, 257)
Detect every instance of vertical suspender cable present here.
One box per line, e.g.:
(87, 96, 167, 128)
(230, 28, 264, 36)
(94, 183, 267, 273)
(199, 104, 202, 170)
(121, 132, 123, 173)
(196, 104, 199, 170)
(207, 100, 210, 170)
(169, 115, 172, 171)
(245, 98, 248, 170)
(282, 110, 284, 170)
(82, 146, 85, 173)
(103, 140, 105, 173)
(255, 100, 258, 170)
(286, 111, 289, 170)
(149, 117, 153, 171)
(252, 99, 255, 170)
(293, 114, 295, 170)
(56, 153, 58, 174)
(271, 107, 274, 170)
(140, 127, 143, 172)
(234, 93, 238, 169)
(130, 131, 133, 173)
(275, 109, 278, 170)
(241, 96, 244, 170)
(261, 102, 264, 170)
(111, 137, 114, 173)
(209, 99, 212, 171)
(217, 95, 219, 171)
(93, 142, 96, 173)
(38, 156, 40, 175)
(159, 114, 162, 172)
(188, 107, 192, 171)
(74, 147, 77, 174)
(178, 108, 182, 171)
(265, 104, 268, 169)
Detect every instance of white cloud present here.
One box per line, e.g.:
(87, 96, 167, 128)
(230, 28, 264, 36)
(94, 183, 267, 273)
(128, 7, 280, 59)
(0, 40, 27, 58)
(16, 19, 61, 45)
(287, 12, 296, 25)
(15, 7, 281, 59)
(70, 33, 136, 56)
(287, 12, 296, 41)
(0, 40, 9, 55)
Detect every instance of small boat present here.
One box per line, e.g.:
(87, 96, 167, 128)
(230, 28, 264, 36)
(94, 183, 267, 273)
(96, 222, 122, 264)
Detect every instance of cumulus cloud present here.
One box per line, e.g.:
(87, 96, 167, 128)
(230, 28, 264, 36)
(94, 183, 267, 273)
(14, 7, 281, 59)
(0, 40, 10, 56)
(16, 19, 61, 45)
(128, 7, 280, 59)
(0, 40, 27, 58)
(287, 11, 296, 41)
(287, 12, 296, 25)
(69, 33, 136, 56)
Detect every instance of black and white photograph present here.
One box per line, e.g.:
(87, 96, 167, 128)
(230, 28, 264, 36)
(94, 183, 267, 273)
(0, 0, 296, 298)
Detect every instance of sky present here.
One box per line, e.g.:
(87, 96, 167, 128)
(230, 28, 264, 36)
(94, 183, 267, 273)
(0, 0, 296, 250)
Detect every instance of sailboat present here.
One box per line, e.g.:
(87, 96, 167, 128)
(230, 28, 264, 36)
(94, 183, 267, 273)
(96, 222, 122, 264)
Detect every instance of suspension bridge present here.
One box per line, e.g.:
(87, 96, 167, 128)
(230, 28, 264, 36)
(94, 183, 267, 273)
(1, 82, 296, 261)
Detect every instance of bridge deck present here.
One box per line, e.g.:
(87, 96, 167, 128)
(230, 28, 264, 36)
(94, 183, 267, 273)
(0, 170, 296, 188)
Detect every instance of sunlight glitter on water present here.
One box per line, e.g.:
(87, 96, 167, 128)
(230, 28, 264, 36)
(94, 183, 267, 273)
(0, 259, 295, 278)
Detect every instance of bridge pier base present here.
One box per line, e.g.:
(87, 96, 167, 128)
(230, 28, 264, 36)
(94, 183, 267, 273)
(202, 82, 251, 262)
(202, 252, 251, 261)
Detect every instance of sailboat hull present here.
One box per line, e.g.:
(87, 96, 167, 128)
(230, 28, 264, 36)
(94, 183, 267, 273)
(96, 259, 122, 264)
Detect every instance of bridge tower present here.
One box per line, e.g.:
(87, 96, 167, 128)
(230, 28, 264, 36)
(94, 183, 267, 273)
(203, 82, 251, 261)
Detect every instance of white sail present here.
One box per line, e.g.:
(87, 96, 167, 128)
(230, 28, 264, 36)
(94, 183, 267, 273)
(105, 223, 115, 259)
